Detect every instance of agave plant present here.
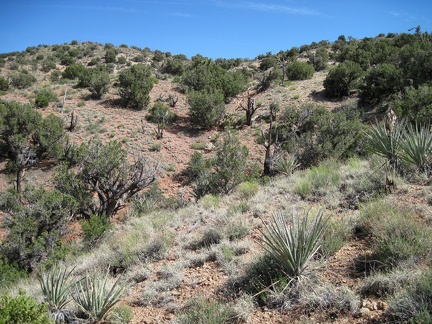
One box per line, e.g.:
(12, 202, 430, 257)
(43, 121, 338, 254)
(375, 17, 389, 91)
(260, 210, 328, 279)
(38, 264, 75, 323)
(72, 270, 126, 323)
(400, 123, 432, 177)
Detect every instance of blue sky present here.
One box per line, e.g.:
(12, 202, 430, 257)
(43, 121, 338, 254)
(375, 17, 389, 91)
(1, 1, 431, 59)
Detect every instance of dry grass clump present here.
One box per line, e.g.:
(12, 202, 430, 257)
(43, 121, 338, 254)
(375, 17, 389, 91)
(177, 297, 239, 324)
(360, 264, 424, 297)
(296, 279, 360, 315)
(358, 200, 432, 269)
(386, 269, 432, 323)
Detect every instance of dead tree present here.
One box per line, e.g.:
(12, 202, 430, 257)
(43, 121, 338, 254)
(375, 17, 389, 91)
(61, 88, 68, 115)
(67, 110, 78, 132)
(167, 93, 179, 107)
(384, 107, 398, 193)
(277, 55, 288, 85)
(261, 103, 283, 176)
(238, 91, 260, 126)
(154, 114, 166, 139)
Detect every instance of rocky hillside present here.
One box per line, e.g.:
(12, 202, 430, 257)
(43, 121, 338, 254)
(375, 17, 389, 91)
(1, 33, 432, 323)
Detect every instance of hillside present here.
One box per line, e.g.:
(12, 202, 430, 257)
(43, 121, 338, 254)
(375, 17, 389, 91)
(0, 32, 432, 323)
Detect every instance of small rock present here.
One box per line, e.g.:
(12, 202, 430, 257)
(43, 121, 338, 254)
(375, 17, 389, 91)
(359, 307, 370, 316)
(367, 301, 377, 311)
(377, 301, 388, 311)
(205, 143, 215, 151)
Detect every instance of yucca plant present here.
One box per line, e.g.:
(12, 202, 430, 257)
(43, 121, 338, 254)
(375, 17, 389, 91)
(400, 123, 432, 177)
(275, 154, 300, 175)
(260, 210, 328, 279)
(38, 264, 75, 323)
(366, 120, 404, 163)
(365, 121, 405, 191)
(72, 270, 126, 323)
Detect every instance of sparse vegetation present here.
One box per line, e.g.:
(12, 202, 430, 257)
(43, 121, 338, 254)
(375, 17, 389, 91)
(0, 30, 431, 323)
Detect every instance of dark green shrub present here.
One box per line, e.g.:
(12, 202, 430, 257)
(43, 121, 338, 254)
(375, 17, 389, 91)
(0, 292, 51, 324)
(0, 100, 65, 191)
(399, 41, 432, 87)
(50, 70, 62, 83)
(286, 60, 314, 80)
(308, 47, 329, 71)
(336, 39, 372, 69)
(118, 64, 154, 110)
(104, 48, 117, 63)
(35, 93, 49, 108)
(132, 55, 146, 63)
(62, 63, 86, 80)
(323, 61, 363, 98)
(210, 132, 249, 194)
(41, 59, 56, 73)
(370, 39, 399, 65)
(34, 113, 65, 159)
(117, 56, 127, 64)
(0, 77, 8, 91)
(68, 48, 79, 58)
(280, 104, 364, 167)
(183, 151, 211, 184)
(81, 214, 111, 245)
(392, 84, 432, 123)
(152, 50, 165, 62)
(313, 107, 365, 160)
(182, 59, 248, 101)
(188, 90, 225, 129)
(34, 87, 58, 108)
(146, 102, 176, 124)
(59, 55, 74, 66)
(146, 102, 177, 138)
(259, 55, 278, 70)
(360, 63, 403, 104)
(214, 57, 243, 69)
(9, 72, 36, 89)
(88, 71, 110, 99)
(190, 132, 249, 197)
(160, 57, 185, 76)
(256, 68, 281, 92)
(0, 186, 77, 271)
(0, 258, 28, 292)
(87, 57, 101, 66)
(8, 61, 19, 70)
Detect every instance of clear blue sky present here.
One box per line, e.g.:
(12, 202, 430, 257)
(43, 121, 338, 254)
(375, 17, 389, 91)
(1, 1, 431, 59)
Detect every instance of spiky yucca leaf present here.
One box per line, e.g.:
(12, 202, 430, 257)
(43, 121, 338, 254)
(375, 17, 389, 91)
(365, 121, 405, 161)
(72, 270, 126, 322)
(400, 123, 432, 176)
(39, 264, 75, 310)
(260, 210, 328, 279)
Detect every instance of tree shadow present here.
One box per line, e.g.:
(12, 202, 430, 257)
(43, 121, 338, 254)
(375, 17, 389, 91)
(164, 115, 206, 138)
(308, 89, 344, 104)
(99, 98, 123, 109)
